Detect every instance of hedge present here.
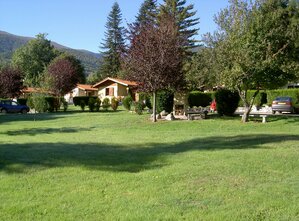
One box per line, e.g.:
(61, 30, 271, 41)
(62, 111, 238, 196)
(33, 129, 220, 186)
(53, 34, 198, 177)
(123, 96, 133, 111)
(73, 96, 98, 106)
(17, 98, 27, 105)
(156, 90, 174, 113)
(215, 89, 240, 116)
(139, 92, 152, 109)
(188, 91, 213, 107)
(266, 89, 299, 105)
(45, 97, 60, 112)
(238, 89, 299, 106)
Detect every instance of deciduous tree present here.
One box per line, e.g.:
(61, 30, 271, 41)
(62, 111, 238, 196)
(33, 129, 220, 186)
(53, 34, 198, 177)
(44, 55, 80, 97)
(124, 14, 185, 122)
(210, 0, 299, 122)
(59, 53, 86, 84)
(0, 65, 24, 98)
(12, 33, 58, 86)
(185, 46, 219, 90)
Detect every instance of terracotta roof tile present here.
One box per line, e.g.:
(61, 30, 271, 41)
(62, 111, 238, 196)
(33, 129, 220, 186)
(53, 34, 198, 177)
(93, 77, 138, 88)
(77, 84, 98, 91)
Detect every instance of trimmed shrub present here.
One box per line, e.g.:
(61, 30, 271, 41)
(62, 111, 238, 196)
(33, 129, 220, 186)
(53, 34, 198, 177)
(28, 93, 48, 113)
(111, 97, 119, 111)
(188, 91, 212, 107)
(156, 90, 174, 113)
(62, 98, 68, 112)
(45, 97, 60, 112)
(17, 98, 27, 105)
(102, 98, 110, 111)
(139, 92, 152, 109)
(95, 98, 101, 112)
(27, 97, 34, 109)
(73, 96, 97, 106)
(28, 96, 59, 112)
(215, 89, 240, 116)
(88, 98, 96, 112)
(123, 96, 133, 111)
(80, 100, 86, 111)
(134, 101, 143, 115)
(260, 92, 267, 106)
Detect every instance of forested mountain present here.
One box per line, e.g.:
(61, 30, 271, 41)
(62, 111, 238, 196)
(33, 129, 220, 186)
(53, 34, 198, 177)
(0, 31, 102, 76)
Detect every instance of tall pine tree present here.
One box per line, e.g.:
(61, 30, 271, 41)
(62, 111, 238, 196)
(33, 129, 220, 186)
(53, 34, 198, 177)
(160, 0, 199, 52)
(98, 2, 125, 79)
(136, 0, 158, 27)
(127, 0, 158, 44)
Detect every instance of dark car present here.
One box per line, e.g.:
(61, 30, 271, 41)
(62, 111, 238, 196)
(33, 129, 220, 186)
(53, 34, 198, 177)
(0, 100, 30, 114)
(272, 96, 295, 114)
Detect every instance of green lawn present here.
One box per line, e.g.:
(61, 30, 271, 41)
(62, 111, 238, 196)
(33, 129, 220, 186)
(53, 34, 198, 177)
(0, 107, 299, 220)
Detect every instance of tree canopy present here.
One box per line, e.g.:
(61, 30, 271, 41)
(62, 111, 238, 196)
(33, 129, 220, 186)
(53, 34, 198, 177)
(136, 0, 158, 27)
(159, 0, 200, 52)
(124, 14, 185, 121)
(12, 33, 58, 87)
(0, 65, 24, 98)
(204, 0, 299, 122)
(44, 55, 81, 97)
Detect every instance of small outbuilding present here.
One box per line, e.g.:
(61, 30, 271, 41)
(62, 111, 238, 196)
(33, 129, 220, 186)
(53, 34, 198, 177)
(173, 92, 189, 116)
(64, 84, 98, 103)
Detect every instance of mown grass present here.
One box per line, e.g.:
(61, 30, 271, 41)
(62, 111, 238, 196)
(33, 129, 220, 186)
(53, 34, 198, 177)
(0, 107, 299, 220)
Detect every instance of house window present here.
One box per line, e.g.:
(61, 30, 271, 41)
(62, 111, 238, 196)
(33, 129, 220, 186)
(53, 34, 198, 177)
(105, 87, 114, 96)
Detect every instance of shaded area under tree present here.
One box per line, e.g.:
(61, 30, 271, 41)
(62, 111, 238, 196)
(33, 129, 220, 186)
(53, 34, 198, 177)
(1, 134, 299, 174)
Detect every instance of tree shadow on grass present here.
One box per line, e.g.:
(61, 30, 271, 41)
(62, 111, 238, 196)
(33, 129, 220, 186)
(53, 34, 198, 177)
(0, 127, 96, 136)
(1, 134, 299, 174)
(0, 109, 126, 125)
(266, 115, 299, 123)
(0, 113, 67, 124)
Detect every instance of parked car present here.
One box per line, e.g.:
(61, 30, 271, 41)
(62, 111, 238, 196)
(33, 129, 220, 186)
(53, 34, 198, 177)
(271, 96, 295, 114)
(0, 100, 30, 114)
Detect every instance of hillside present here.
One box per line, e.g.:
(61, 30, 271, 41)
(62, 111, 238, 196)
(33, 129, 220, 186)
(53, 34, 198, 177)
(0, 31, 102, 76)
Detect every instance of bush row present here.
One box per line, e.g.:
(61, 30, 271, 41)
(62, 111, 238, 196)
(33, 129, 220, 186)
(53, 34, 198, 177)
(79, 96, 119, 112)
(122, 91, 174, 114)
(73, 96, 98, 106)
(27, 94, 67, 113)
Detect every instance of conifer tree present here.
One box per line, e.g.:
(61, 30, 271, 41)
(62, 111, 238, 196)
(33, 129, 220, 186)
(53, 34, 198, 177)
(136, 0, 158, 27)
(98, 2, 125, 79)
(160, 0, 200, 52)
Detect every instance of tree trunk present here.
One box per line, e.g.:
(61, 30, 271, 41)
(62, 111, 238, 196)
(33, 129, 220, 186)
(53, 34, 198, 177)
(238, 89, 259, 123)
(152, 91, 157, 122)
(242, 105, 251, 122)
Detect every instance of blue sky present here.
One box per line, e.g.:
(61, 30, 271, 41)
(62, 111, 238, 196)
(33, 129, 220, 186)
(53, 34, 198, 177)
(0, 0, 229, 53)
